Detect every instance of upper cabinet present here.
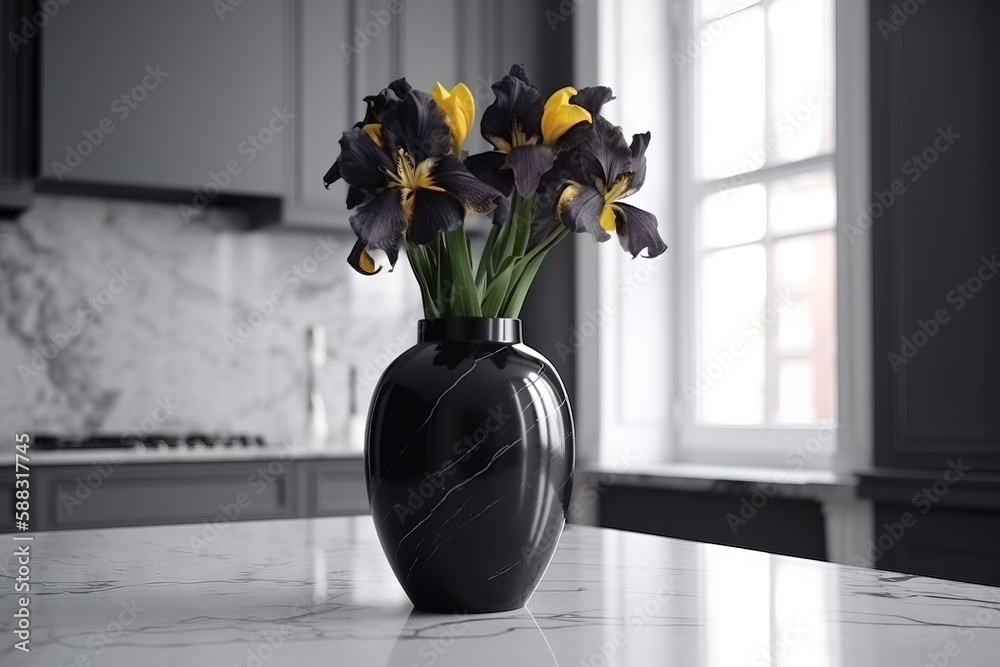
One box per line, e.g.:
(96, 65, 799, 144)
(871, 0, 1000, 471)
(283, 0, 500, 227)
(36, 0, 569, 227)
(0, 0, 39, 214)
(41, 0, 286, 198)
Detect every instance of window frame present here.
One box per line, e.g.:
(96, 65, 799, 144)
(572, 0, 872, 472)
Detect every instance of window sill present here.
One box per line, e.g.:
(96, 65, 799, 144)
(577, 462, 858, 503)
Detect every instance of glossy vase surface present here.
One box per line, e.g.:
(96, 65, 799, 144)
(365, 317, 574, 613)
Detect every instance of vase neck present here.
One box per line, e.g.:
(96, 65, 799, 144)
(418, 318, 522, 344)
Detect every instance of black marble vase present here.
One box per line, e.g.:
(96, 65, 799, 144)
(365, 317, 574, 613)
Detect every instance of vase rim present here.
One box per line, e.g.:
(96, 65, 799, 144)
(418, 317, 522, 344)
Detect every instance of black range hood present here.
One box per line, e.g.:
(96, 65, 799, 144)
(0, 0, 39, 218)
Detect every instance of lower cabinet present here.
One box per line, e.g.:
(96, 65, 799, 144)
(3, 456, 367, 532)
(873, 504, 1000, 587)
(598, 484, 829, 561)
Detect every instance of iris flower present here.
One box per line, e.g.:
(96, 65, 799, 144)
(553, 116, 667, 258)
(323, 78, 413, 210)
(333, 89, 503, 274)
(465, 65, 613, 204)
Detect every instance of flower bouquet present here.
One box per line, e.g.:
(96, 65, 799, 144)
(324, 64, 666, 317)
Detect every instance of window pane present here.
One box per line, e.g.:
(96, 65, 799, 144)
(772, 232, 837, 423)
(701, 184, 766, 249)
(769, 170, 837, 236)
(768, 0, 835, 163)
(699, 244, 766, 424)
(699, 0, 760, 22)
(698, 6, 765, 179)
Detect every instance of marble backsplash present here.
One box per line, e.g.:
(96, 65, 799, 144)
(0, 195, 421, 450)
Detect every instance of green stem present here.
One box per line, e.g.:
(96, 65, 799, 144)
(444, 225, 482, 317)
(500, 227, 570, 317)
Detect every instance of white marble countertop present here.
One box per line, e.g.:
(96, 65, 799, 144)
(2, 517, 999, 666)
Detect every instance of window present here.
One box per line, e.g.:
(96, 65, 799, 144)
(679, 0, 839, 459)
(576, 0, 868, 469)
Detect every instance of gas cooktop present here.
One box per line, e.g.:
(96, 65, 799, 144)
(33, 434, 268, 451)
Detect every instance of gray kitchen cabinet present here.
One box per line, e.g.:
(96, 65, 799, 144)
(33, 461, 297, 530)
(0, 456, 366, 532)
(41, 0, 287, 198)
(281, 0, 509, 227)
(294, 457, 369, 516)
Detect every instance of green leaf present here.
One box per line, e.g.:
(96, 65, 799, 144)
(480, 256, 516, 316)
(444, 226, 482, 317)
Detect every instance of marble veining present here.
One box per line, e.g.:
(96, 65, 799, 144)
(0, 195, 421, 448)
(1, 517, 998, 666)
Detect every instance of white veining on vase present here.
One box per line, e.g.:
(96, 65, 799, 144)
(1, 517, 998, 666)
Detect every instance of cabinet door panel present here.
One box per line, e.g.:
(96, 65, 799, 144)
(871, 0, 1000, 469)
(42, 0, 285, 195)
(37, 462, 294, 530)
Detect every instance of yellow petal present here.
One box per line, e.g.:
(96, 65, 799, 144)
(432, 81, 475, 149)
(541, 86, 592, 146)
(600, 204, 617, 232)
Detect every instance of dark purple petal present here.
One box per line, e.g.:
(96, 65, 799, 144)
(491, 193, 511, 225)
(359, 78, 412, 125)
(626, 131, 651, 194)
(464, 151, 514, 197)
(349, 190, 406, 263)
(563, 116, 633, 188)
(337, 127, 393, 194)
(507, 145, 556, 197)
(347, 238, 382, 275)
(431, 154, 503, 216)
(408, 190, 465, 245)
(508, 64, 536, 89)
(556, 182, 610, 242)
(570, 86, 615, 115)
(380, 90, 451, 162)
(346, 186, 370, 209)
(323, 159, 342, 189)
(481, 73, 544, 149)
(613, 203, 667, 258)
